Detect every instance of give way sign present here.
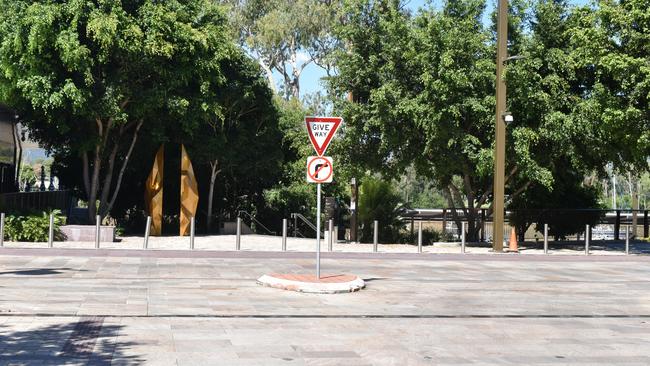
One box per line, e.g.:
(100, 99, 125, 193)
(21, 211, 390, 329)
(305, 116, 342, 156)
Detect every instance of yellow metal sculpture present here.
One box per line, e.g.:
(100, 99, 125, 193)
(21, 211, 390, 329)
(144, 145, 164, 236)
(180, 145, 199, 236)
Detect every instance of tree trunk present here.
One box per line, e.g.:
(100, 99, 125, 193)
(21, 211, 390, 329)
(103, 120, 144, 218)
(86, 146, 102, 222)
(81, 117, 143, 223)
(257, 58, 276, 93)
(13, 122, 23, 189)
(207, 159, 221, 233)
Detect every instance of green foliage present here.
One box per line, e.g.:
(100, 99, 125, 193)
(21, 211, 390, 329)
(256, 98, 317, 228)
(397, 166, 447, 208)
(330, 0, 648, 241)
(4, 210, 66, 242)
(225, 0, 340, 98)
(508, 160, 604, 239)
(397, 227, 441, 246)
(567, 0, 650, 171)
(329, 0, 498, 240)
(182, 52, 282, 229)
(358, 176, 404, 243)
(19, 164, 37, 186)
(0, 0, 234, 221)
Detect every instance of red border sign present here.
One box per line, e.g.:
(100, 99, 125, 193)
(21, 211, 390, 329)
(305, 117, 342, 156)
(306, 156, 333, 183)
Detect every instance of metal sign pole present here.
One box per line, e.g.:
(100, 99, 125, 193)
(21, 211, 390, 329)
(316, 183, 321, 279)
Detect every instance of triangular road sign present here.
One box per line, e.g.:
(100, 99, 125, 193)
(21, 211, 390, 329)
(305, 116, 342, 156)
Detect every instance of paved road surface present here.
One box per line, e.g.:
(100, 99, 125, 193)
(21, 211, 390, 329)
(1, 248, 650, 365)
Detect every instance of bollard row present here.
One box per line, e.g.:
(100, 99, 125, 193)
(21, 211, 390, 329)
(543, 223, 548, 254)
(190, 216, 195, 250)
(461, 222, 466, 253)
(585, 224, 590, 255)
(10, 213, 632, 257)
(143, 216, 151, 249)
(282, 218, 287, 251)
(48, 213, 54, 248)
(95, 215, 101, 249)
(236, 217, 241, 250)
(328, 219, 333, 252)
(625, 224, 630, 255)
(373, 220, 378, 252)
(417, 221, 422, 253)
(0, 212, 4, 247)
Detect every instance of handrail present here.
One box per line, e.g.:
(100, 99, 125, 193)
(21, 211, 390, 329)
(238, 210, 276, 236)
(291, 213, 322, 238)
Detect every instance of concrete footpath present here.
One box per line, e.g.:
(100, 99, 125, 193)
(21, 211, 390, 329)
(1, 248, 650, 365)
(2, 233, 649, 256)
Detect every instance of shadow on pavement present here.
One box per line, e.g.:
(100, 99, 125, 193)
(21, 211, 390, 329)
(0, 268, 89, 276)
(362, 277, 387, 282)
(0, 317, 144, 365)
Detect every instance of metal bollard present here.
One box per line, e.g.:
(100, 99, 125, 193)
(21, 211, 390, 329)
(417, 221, 422, 253)
(95, 215, 101, 249)
(236, 217, 241, 250)
(373, 220, 378, 252)
(585, 224, 590, 255)
(190, 216, 195, 250)
(334, 226, 339, 245)
(282, 219, 287, 251)
(294, 215, 298, 238)
(328, 219, 333, 252)
(0, 212, 4, 247)
(543, 223, 548, 254)
(144, 216, 151, 249)
(48, 213, 54, 248)
(625, 224, 630, 255)
(461, 222, 466, 253)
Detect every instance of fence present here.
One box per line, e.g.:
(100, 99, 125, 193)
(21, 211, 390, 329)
(0, 190, 72, 214)
(401, 208, 650, 242)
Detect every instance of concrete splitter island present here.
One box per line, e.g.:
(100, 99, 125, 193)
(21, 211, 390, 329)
(257, 273, 365, 294)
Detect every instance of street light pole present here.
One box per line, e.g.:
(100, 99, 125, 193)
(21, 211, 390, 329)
(492, 0, 508, 252)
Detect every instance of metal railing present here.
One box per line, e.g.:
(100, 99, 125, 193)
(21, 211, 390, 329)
(238, 210, 276, 236)
(401, 208, 650, 242)
(0, 190, 72, 214)
(291, 212, 322, 238)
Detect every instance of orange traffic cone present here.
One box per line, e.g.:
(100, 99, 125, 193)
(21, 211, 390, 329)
(508, 227, 519, 253)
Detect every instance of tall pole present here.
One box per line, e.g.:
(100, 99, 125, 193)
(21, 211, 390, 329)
(350, 178, 358, 243)
(316, 183, 321, 278)
(492, 0, 508, 252)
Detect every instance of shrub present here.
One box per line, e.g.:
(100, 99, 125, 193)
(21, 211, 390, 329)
(358, 177, 405, 243)
(3, 210, 66, 242)
(398, 227, 441, 245)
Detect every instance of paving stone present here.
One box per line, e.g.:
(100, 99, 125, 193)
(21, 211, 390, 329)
(2, 251, 650, 364)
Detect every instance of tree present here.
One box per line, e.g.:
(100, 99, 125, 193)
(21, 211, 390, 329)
(500, 0, 609, 235)
(257, 98, 317, 230)
(18, 164, 36, 188)
(183, 53, 282, 232)
(224, 0, 341, 99)
(331, 0, 495, 240)
(358, 176, 403, 243)
(508, 158, 603, 240)
(0, 0, 233, 221)
(329, 0, 621, 241)
(568, 0, 650, 173)
(396, 166, 447, 208)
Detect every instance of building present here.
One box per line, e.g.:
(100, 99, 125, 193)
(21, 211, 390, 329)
(0, 105, 17, 193)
